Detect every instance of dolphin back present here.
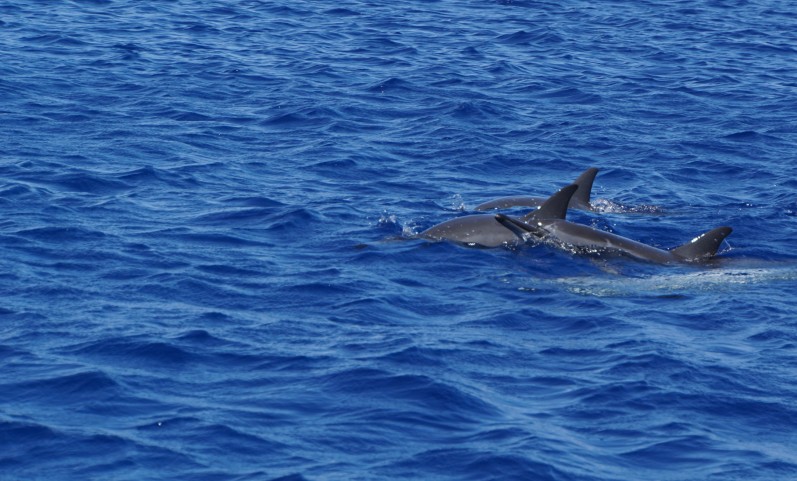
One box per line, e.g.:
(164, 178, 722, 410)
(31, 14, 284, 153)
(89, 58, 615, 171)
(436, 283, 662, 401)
(473, 196, 545, 211)
(670, 226, 733, 261)
(473, 167, 598, 212)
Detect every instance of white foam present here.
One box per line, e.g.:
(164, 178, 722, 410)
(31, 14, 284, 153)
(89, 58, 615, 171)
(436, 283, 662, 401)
(590, 198, 665, 214)
(551, 266, 797, 297)
(448, 193, 466, 212)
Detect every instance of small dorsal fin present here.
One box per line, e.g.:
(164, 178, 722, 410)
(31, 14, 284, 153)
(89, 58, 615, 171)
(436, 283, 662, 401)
(571, 167, 598, 208)
(671, 226, 733, 261)
(522, 184, 578, 223)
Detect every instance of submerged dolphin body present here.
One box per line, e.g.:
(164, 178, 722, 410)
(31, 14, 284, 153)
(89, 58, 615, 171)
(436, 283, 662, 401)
(495, 185, 732, 263)
(474, 167, 598, 212)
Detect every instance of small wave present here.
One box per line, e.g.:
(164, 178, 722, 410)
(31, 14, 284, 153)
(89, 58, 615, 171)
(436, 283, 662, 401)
(259, 111, 329, 130)
(66, 337, 193, 366)
(384, 449, 570, 480)
(117, 165, 200, 189)
(180, 422, 292, 456)
(488, 59, 530, 75)
(174, 329, 226, 344)
(620, 435, 721, 469)
(3, 370, 120, 403)
(448, 101, 504, 120)
(367, 77, 417, 94)
(266, 474, 310, 481)
(1, 416, 201, 479)
(375, 346, 449, 368)
(0, 419, 59, 449)
(195, 263, 264, 277)
(218, 195, 287, 209)
(117, 165, 164, 182)
(323, 7, 360, 16)
(21, 33, 89, 47)
(0, 182, 53, 203)
(136, 228, 269, 248)
(170, 111, 214, 122)
(49, 172, 131, 194)
(194, 207, 284, 224)
(259, 207, 324, 236)
(111, 42, 144, 59)
(723, 130, 769, 141)
(16, 226, 108, 243)
(537, 87, 602, 105)
(321, 368, 502, 421)
(496, 28, 564, 45)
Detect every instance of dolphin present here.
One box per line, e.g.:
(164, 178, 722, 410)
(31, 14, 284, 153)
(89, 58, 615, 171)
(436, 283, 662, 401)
(494, 184, 732, 263)
(418, 213, 528, 248)
(418, 185, 580, 248)
(474, 167, 598, 211)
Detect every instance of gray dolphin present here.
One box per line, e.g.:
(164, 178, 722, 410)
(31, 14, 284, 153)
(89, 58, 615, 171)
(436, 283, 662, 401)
(474, 167, 598, 211)
(495, 185, 732, 263)
(418, 213, 528, 248)
(418, 185, 578, 248)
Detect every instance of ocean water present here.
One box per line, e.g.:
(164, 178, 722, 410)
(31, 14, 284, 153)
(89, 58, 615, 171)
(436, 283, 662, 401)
(2, 1, 797, 480)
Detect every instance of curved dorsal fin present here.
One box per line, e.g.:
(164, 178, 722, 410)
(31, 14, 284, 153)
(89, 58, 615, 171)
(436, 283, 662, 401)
(522, 184, 578, 223)
(571, 167, 598, 208)
(671, 226, 733, 261)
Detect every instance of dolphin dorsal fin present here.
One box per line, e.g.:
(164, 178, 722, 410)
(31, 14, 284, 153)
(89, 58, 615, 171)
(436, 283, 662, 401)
(522, 184, 578, 223)
(571, 167, 598, 208)
(671, 226, 733, 261)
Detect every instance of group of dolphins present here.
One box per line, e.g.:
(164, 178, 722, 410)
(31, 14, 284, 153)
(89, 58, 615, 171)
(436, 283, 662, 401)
(417, 168, 733, 264)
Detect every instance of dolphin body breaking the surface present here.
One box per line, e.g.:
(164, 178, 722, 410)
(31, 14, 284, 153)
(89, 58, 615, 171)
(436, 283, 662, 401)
(494, 185, 733, 263)
(418, 212, 530, 248)
(421, 184, 732, 263)
(419, 173, 598, 248)
(419, 185, 584, 248)
(474, 167, 598, 212)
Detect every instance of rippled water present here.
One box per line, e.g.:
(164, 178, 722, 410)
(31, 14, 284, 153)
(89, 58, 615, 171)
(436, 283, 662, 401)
(2, 1, 797, 480)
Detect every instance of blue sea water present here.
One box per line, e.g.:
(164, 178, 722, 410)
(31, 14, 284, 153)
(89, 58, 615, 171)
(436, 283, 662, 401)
(2, 0, 797, 479)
